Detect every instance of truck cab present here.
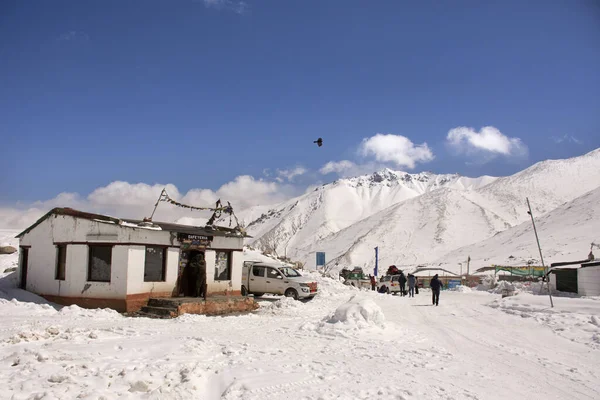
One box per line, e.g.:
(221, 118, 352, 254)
(242, 262, 318, 300)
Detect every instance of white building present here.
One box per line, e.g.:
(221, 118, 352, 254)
(548, 260, 600, 296)
(16, 208, 247, 312)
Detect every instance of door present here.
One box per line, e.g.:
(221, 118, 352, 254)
(250, 265, 267, 293)
(19, 247, 29, 290)
(556, 270, 578, 293)
(265, 267, 285, 294)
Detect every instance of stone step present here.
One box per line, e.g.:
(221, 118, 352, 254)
(140, 306, 178, 318)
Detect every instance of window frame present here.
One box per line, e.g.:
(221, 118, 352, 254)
(214, 250, 232, 281)
(252, 265, 265, 278)
(55, 244, 67, 281)
(87, 245, 113, 283)
(144, 246, 167, 282)
(266, 267, 282, 279)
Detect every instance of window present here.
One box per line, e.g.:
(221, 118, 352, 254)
(55, 245, 66, 280)
(279, 267, 301, 277)
(214, 251, 232, 281)
(88, 245, 112, 282)
(252, 265, 265, 277)
(144, 246, 166, 282)
(266, 268, 282, 279)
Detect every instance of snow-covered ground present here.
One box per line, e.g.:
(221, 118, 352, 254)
(1, 243, 599, 400)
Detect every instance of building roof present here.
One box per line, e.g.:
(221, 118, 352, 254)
(16, 207, 250, 239)
(413, 267, 459, 277)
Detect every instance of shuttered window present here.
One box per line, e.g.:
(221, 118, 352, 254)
(55, 245, 67, 280)
(88, 245, 112, 282)
(144, 246, 166, 282)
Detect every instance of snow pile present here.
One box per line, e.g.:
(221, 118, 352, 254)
(489, 280, 516, 294)
(487, 293, 600, 349)
(257, 297, 304, 316)
(450, 285, 472, 293)
(57, 304, 122, 319)
(326, 295, 386, 329)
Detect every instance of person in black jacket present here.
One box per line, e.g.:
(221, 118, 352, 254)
(430, 274, 442, 306)
(399, 271, 407, 296)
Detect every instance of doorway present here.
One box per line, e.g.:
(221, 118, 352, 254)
(19, 247, 29, 290)
(179, 250, 205, 297)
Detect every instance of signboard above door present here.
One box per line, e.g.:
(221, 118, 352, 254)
(177, 233, 213, 249)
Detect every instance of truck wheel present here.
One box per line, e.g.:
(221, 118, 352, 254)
(252, 292, 264, 297)
(285, 288, 299, 300)
(241, 286, 248, 296)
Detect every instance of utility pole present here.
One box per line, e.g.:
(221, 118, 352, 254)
(374, 247, 379, 277)
(526, 198, 553, 308)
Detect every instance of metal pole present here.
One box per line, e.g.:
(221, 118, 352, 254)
(147, 188, 166, 221)
(526, 197, 553, 307)
(374, 247, 379, 277)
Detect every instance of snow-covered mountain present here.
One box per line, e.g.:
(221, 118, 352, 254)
(241, 148, 600, 273)
(431, 186, 600, 273)
(239, 169, 497, 257)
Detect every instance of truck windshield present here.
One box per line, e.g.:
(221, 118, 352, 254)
(279, 267, 301, 277)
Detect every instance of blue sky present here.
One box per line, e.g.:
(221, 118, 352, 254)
(1, 0, 599, 222)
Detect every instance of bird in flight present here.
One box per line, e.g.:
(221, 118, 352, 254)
(314, 138, 323, 147)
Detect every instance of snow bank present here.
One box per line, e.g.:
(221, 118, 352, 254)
(326, 295, 386, 329)
(57, 304, 122, 319)
(488, 293, 600, 349)
(257, 297, 304, 316)
(449, 285, 472, 293)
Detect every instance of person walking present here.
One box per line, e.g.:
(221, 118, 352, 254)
(370, 275, 376, 291)
(430, 274, 442, 306)
(399, 271, 407, 296)
(407, 273, 416, 297)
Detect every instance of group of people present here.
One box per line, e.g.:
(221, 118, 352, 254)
(371, 268, 444, 306)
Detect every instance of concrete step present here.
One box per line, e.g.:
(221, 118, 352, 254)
(147, 298, 180, 308)
(140, 306, 178, 318)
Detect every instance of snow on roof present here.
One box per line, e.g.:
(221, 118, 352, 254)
(16, 207, 248, 238)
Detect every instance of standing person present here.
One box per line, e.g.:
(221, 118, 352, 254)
(370, 275, 376, 291)
(415, 277, 419, 295)
(430, 274, 441, 306)
(399, 271, 407, 296)
(190, 253, 207, 298)
(407, 274, 416, 297)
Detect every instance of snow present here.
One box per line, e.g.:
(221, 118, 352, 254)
(1, 252, 600, 399)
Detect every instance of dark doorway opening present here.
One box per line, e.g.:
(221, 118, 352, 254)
(19, 247, 29, 290)
(555, 269, 578, 293)
(179, 250, 205, 297)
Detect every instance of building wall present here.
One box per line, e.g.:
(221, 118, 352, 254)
(18, 213, 245, 310)
(18, 214, 174, 301)
(549, 274, 557, 291)
(125, 246, 180, 295)
(204, 249, 243, 294)
(578, 266, 600, 296)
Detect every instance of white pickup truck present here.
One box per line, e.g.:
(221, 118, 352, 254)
(241, 261, 318, 300)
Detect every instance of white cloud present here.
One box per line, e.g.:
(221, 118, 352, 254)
(552, 134, 583, 145)
(203, 0, 248, 14)
(359, 134, 434, 169)
(319, 160, 356, 175)
(275, 166, 307, 182)
(0, 175, 295, 230)
(447, 126, 527, 158)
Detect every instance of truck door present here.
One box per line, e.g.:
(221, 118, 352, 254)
(265, 267, 285, 295)
(250, 265, 266, 293)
